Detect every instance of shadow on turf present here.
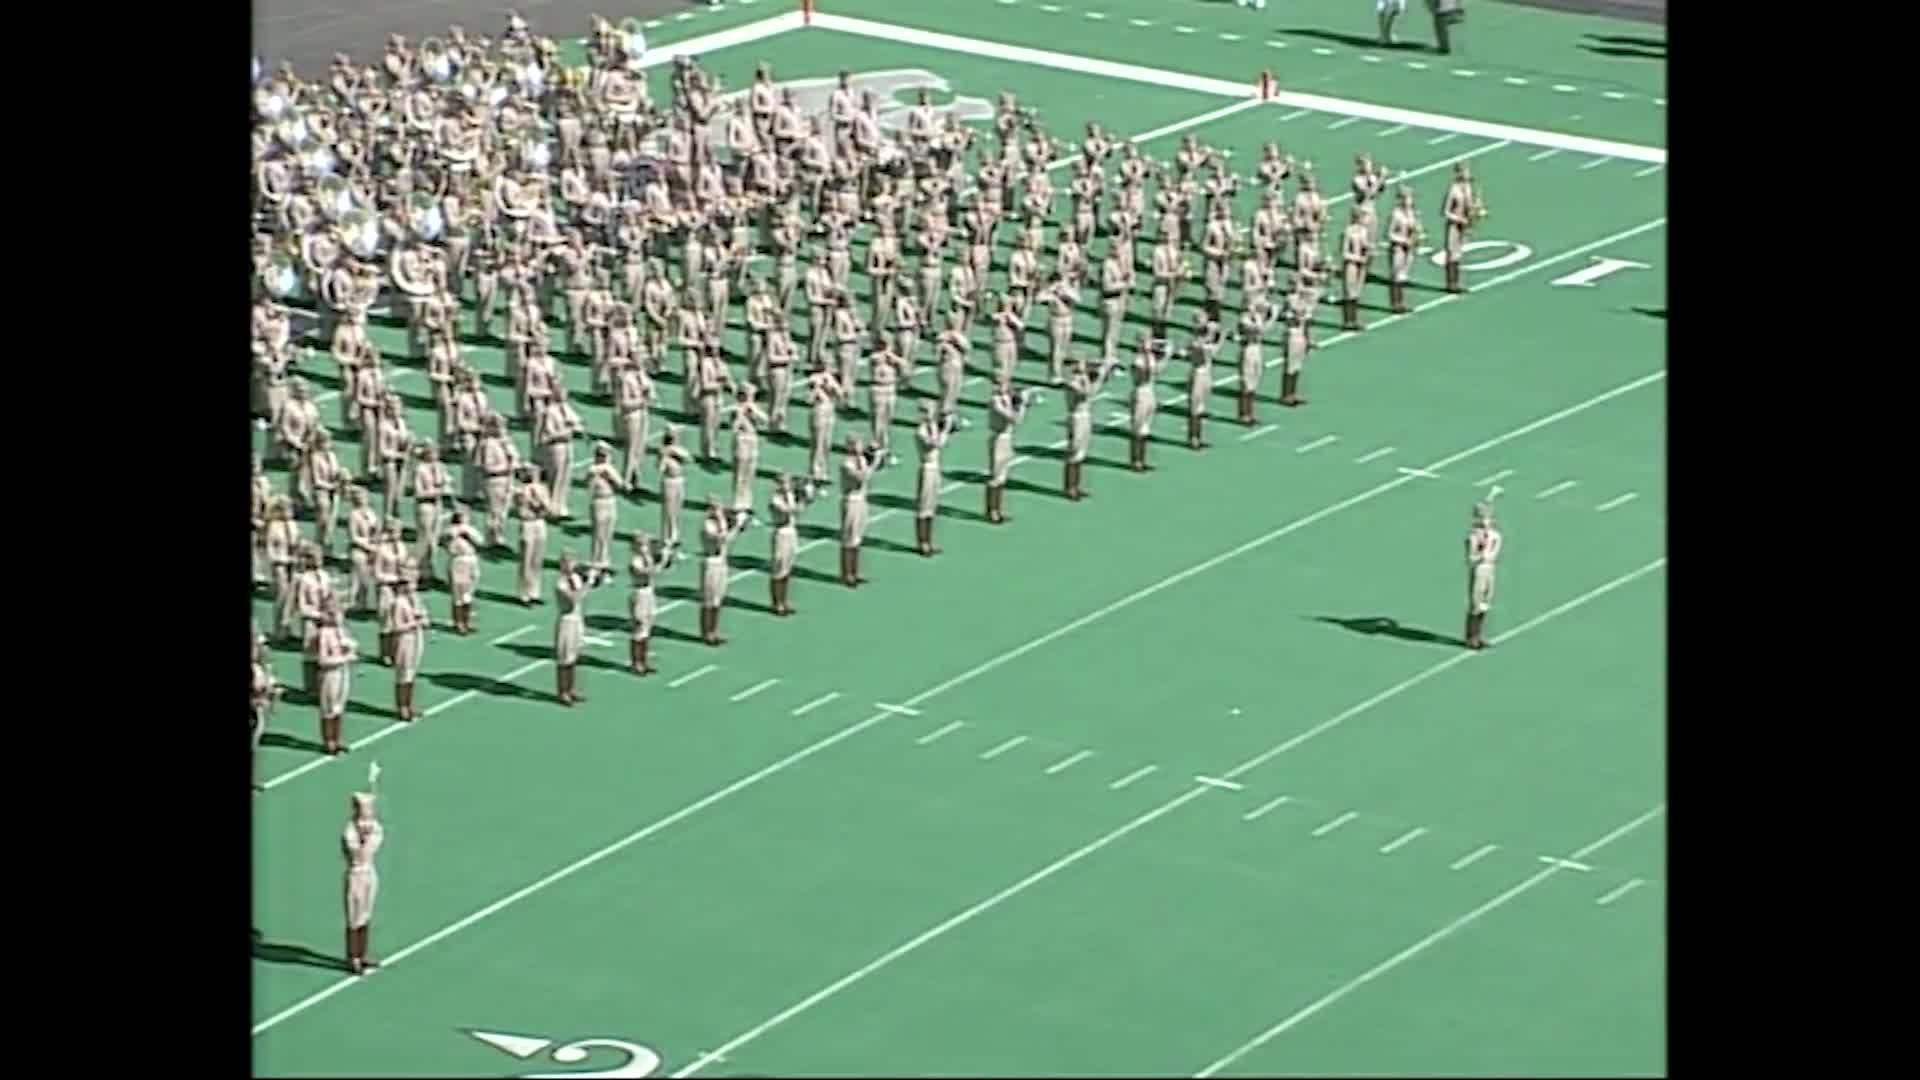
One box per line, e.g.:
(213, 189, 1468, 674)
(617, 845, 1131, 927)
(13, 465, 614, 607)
(1279, 27, 1427, 52)
(1312, 615, 1464, 648)
(251, 928, 348, 972)
(1633, 306, 1666, 320)
(1580, 33, 1664, 60)
(260, 730, 327, 754)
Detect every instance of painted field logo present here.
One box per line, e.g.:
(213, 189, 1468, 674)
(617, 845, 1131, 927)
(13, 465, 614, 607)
(466, 1030, 663, 1078)
(692, 69, 993, 151)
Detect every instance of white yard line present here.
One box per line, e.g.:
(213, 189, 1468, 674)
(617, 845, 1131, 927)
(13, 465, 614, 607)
(251, 241, 1672, 1035)
(671, 568, 1666, 1075)
(1242, 795, 1290, 821)
(1450, 844, 1500, 871)
(1596, 878, 1647, 906)
(1311, 811, 1359, 837)
(1474, 468, 1515, 487)
(1108, 765, 1158, 790)
(1379, 826, 1428, 854)
(729, 678, 779, 703)
(667, 664, 717, 689)
(915, 720, 966, 746)
(1377, 123, 1409, 136)
(1296, 434, 1338, 454)
(1044, 750, 1094, 775)
(1535, 479, 1579, 499)
(1239, 423, 1281, 442)
(979, 735, 1028, 760)
(1528, 148, 1562, 162)
(1596, 492, 1640, 513)
(806, 13, 1666, 162)
(1354, 446, 1395, 464)
(790, 691, 841, 716)
(1193, 807, 1665, 1077)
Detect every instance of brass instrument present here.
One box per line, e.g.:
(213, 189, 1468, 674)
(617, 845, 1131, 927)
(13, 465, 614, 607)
(617, 17, 648, 67)
(1470, 182, 1489, 224)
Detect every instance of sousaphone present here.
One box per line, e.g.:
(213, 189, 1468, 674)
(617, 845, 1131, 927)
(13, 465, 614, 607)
(420, 36, 455, 85)
(389, 244, 437, 298)
(340, 206, 384, 259)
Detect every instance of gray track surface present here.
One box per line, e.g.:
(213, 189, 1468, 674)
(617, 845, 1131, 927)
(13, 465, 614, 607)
(254, 0, 706, 73)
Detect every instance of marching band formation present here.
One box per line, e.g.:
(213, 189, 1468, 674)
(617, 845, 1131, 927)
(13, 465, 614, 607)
(249, 11, 1493, 771)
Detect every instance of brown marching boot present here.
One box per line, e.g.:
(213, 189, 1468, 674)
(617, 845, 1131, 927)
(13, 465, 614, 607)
(1063, 461, 1073, 500)
(638, 638, 655, 674)
(851, 548, 866, 586)
(1344, 299, 1360, 331)
(984, 486, 994, 522)
(380, 634, 393, 666)
(923, 519, 941, 556)
(303, 662, 318, 696)
(1463, 613, 1477, 649)
(708, 608, 725, 647)
(394, 685, 407, 722)
(360, 927, 376, 971)
(557, 666, 573, 706)
(347, 928, 361, 975)
(839, 547, 853, 588)
(318, 717, 332, 755)
(631, 639, 645, 674)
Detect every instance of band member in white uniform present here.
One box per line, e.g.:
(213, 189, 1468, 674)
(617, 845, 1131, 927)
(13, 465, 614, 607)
(263, 497, 299, 641)
(342, 791, 384, 975)
(537, 383, 586, 518)
(410, 442, 452, 585)
(655, 427, 692, 547)
(315, 596, 357, 756)
(345, 487, 381, 615)
(913, 404, 958, 556)
(387, 571, 428, 721)
(628, 532, 676, 674)
(372, 520, 408, 665)
(805, 360, 846, 485)
(838, 435, 883, 588)
(1184, 319, 1225, 450)
(1464, 501, 1504, 650)
(1236, 295, 1278, 424)
(727, 384, 770, 514)
(697, 498, 749, 647)
(1064, 354, 1119, 501)
(614, 357, 657, 490)
(985, 379, 1035, 525)
(767, 474, 817, 615)
(553, 553, 594, 705)
(583, 442, 629, 574)
(250, 632, 280, 791)
(1127, 335, 1171, 472)
(513, 465, 557, 605)
(441, 505, 484, 635)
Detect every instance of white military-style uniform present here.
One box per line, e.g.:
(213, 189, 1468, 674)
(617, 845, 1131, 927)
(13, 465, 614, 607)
(1467, 519, 1504, 615)
(342, 799, 383, 930)
(554, 567, 590, 667)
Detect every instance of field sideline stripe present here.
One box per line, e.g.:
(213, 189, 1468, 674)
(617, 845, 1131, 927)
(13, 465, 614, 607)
(805, 12, 1665, 163)
(252, 336, 1669, 1036)
(676, 571, 1668, 1075)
